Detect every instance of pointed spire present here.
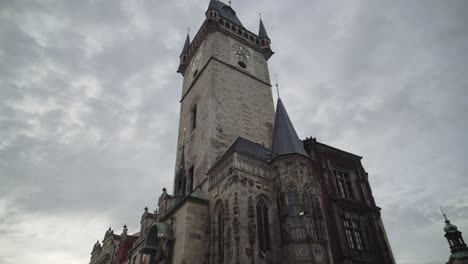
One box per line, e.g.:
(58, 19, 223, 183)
(275, 80, 280, 99)
(259, 16, 269, 39)
(207, 0, 218, 10)
(180, 32, 190, 56)
(174, 129, 187, 198)
(441, 207, 450, 223)
(271, 98, 309, 160)
(92, 240, 101, 253)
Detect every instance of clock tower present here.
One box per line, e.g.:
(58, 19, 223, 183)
(88, 2, 395, 264)
(174, 0, 275, 191)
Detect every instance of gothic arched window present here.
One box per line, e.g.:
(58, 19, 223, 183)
(303, 191, 320, 240)
(287, 187, 306, 240)
(256, 199, 271, 255)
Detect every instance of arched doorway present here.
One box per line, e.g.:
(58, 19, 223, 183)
(142, 222, 174, 264)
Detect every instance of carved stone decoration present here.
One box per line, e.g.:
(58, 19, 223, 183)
(282, 216, 290, 243)
(264, 251, 273, 264)
(248, 196, 255, 218)
(225, 199, 230, 222)
(224, 199, 231, 261)
(273, 176, 282, 193)
(247, 196, 256, 264)
(248, 179, 254, 187)
(204, 227, 211, 264)
(227, 226, 233, 259)
(314, 247, 322, 256)
(233, 193, 240, 264)
(240, 175, 247, 185)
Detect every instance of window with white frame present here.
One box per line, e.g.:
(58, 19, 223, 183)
(343, 218, 365, 251)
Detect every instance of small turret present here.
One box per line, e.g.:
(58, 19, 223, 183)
(158, 187, 173, 220)
(121, 224, 128, 240)
(206, 0, 220, 19)
(258, 16, 274, 60)
(103, 227, 113, 241)
(177, 32, 191, 75)
(173, 141, 187, 204)
(92, 240, 101, 253)
(442, 213, 468, 258)
(206, 0, 243, 26)
(259, 18, 269, 40)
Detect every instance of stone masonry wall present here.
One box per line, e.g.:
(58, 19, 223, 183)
(174, 29, 275, 189)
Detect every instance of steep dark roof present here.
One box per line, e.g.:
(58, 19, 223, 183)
(207, 0, 218, 10)
(207, 137, 270, 174)
(259, 18, 269, 39)
(230, 137, 271, 161)
(207, 0, 243, 27)
(271, 99, 309, 159)
(180, 33, 190, 56)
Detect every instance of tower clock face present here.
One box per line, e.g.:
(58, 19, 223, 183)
(231, 43, 251, 63)
(191, 52, 202, 73)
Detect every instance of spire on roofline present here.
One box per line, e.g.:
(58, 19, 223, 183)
(174, 128, 187, 201)
(259, 16, 269, 39)
(207, 0, 217, 10)
(441, 209, 468, 258)
(180, 32, 190, 56)
(205, 0, 243, 27)
(271, 98, 309, 160)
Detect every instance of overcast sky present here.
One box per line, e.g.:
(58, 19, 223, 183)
(1, 0, 467, 263)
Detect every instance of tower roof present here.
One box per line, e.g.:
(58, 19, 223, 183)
(206, 0, 243, 27)
(444, 213, 459, 233)
(207, 0, 218, 10)
(180, 33, 190, 56)
(259, 18, 269, 39)
(271, 98, 309, 160)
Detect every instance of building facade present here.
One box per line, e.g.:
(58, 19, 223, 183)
(89, 1, 394, 263)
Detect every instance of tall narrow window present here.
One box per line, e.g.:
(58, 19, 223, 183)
(190, 105, 197, 132)
(343, 218, 365, 251)
(177, 176, 185, 196)
(287, 188, 306, 240)
(217, 209, 224, 262)
(303, 192, 320, 240)
(187, 166, 194, 193)
(334, 170, 355, 199)
(276, 194, 285, 243)
(256, 200, 271, 255)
